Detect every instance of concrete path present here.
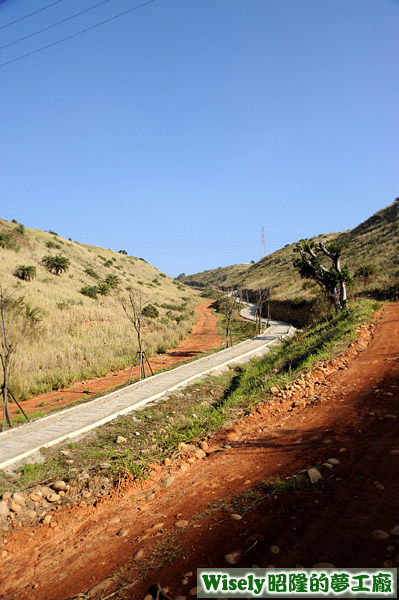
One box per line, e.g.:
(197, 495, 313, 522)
(0, 308, 294, 470)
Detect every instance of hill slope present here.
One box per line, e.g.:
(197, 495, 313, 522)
(181, 199, 399, 302)
(0, 219, 199, 399)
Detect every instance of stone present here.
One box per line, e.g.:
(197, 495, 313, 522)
(143, 596, 153, 600)
(116, 529, 128, 537)
(390, 525, 399, 536)
(189, 588, 199, 596)
(0, 501, 9, 517)
(384, 414, 397, 419)
(1, 550, 7, 558)
(52, 481, 67, 492)
(308, 468, 322, 484)
(99, 462, 111, 469)
(225, 551, 241, 565)
(194, 449, 206, 459)
(326, 458, 340, 465)
(1, 492, 11, 501)
(116, 436, 127, 444)
(200, 441, 209, 452)
(163, 458, 171, 466)
(29, 493, 42, 503)
(185, 572, 193, 577)
(162, 476, 175, 489)
(82, 491, 91, 499)
(43, 515, 52, 525)
(133, 549, 144, 560)
(109, 517, 120, 524)
(230, 514, 242, 521)
(181, 578, 189, 585)
(270, 545, 280, 555)
(372, 530, 389, 540)
(9, 502, 21, 514)
(375, 483, 385, 490)
(178, 442, 189, 452)
(11, 493, 25, 506)
(187, 457, 195, 464)
(175, 520, 189, 528)
(25, 511, 37, 519)
(47, 493, 60, 503)
(339, 448, 347, 453)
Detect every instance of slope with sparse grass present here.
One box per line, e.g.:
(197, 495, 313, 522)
(0, 218, 199, 400)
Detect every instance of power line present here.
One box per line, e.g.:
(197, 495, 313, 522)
(0, 0, 66, 31)
(0, 0, 156, 68)
(1, 0, 116, 51)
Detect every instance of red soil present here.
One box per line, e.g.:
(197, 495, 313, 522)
(10, 299, 222, 419)
(2, 303, 399, 600)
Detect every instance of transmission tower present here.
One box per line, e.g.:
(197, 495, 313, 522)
(260, 226, 266, 260)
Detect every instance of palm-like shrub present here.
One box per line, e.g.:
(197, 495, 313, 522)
(142, 304, 159, 318)
(41, 254, 70, 275)
(96, 281, 111, 296)
(104, 274, 120, 289)
(14, 265, 36, 281)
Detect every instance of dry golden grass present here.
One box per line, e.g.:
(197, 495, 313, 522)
(0, 219, 200, 399)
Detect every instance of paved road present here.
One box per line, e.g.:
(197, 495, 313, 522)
(0, 306, 294, 470)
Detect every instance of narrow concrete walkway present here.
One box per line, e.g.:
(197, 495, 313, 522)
(0, 310, 294, 470)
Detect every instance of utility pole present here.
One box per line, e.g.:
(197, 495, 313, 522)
(260, 226, 266, 261)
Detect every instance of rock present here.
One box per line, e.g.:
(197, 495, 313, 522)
(43, 515, 52, 525)
(270, 545, 280, 554)
(12, 493, 25, 506)
(225, 551, 241, 565)
(339, 448, 347, 453)
(372, 530, 389, 540)
(375, 483, 385, 490)
(1, 550, 7, 558)
(322, 439, 333, 445)
(52, 481, 67, 492)
(82, 491, 91, 499)
(175, 520, 189, 528)
(308, 468, 322, 484)
(162, 476, 175, 489)
(9, 502, 21, 514)
(230, 514, 242, 521)
(25, 511, 37, 519)
(189, 588, 199, 596)
(384, 414, 397, 419)
(390, 525, 399, 536)
(178, 442, 189, 452)
(270, 386, 279, 395)
(194, 449, 206, 459)
(29, 493, 42, 503)
(326, 458, 340, 465)
(133, 549, 144, 560)
(47, 493, 60, 503)
(143, 596, 153, 600)
(185, 572, 193, 577)
(322, 463, 333, 470)
(109, 517, 120, 524)
(187, 457, 195, 464)
(1, 492, 11, 501)
(313, 563, 335, 568)
(163, 458, 171, 466)
(116, 436, 127, 444)
(0, 501, 10, 517)
(224, 444, 231, 449)
(200, 441, 209, 452)
(181, 578, 189, 585)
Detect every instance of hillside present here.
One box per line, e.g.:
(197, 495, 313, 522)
(181, 199, 399, 302)
(0, 219, 199, 400)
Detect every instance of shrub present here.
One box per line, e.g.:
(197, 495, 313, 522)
(84, 267, 99, 279)
(355, 264, 377, 279)
(80, 285, 98, 299)
(96, 281, 111, 296)
(41, 254, 70, 275)
(15, 223, 25, 235)
(104, 274, 120, 288)
(14, 265, 37, 281)
(48, 230, 58, 236)
(104, 260, 113, 267)
(0, 232, 18, 250)
(142, 304, 159, 318)
(118, 249, 127, 255)
(46, 240, 61, 249)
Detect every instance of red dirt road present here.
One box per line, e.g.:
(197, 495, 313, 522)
(1, 303, 399, 600)
(10, 300, 221, 419)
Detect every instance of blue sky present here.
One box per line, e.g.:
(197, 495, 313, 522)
(1, 0, 398, 276)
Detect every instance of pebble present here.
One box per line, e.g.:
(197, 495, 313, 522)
(308, 468, 322, 484)
(339, 448, 347, 453)
(43, 515, 52, 525)
(143, 595, 153, 600)
(116, 436, 127, 444)
(25, 511, 37, 519)
(0, 501, 9, 517)
(187, 458, 195, 464)
(200, 441, 209, 452)
(327, 458, 340, 465)
(1, 492, 11, 501)
(9, 502, 21, 514)
(375, 483, 385, 490)
(270, 386, 279, 395)
(82, 491, 91, 499)
(225, 551, 241, 565)
(224, 444, 231, 449)
(12, 493, 25, 506)
(116, 529, 128, 537)
(162, 476, 175, 489)
(175, 520, 189, 528)
(230, 514, 242, 521)
(390, 525, 399, 536)
(29, 493, 42, 503)
(47, 493, 60, 503)
(1, 550, 7, 558)
(163, 458, 171, 466)
(52, 481, 67, 492)
(270, 546, 280, 555)
(185, 572, 193, 577)
(194, 449, 206, 459)
(384, 414, 397, 419)
(372, 530, 389, 540)
(133, 549, 144, 560)
(181, 578, 189, 585)
(322, 439, 333, 445)
(178, 442, 189, 452)
(109, 517, 120, 524)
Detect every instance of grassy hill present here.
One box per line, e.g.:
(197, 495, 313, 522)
(0, 219, 199, 399)
(181, 199, 399, 303)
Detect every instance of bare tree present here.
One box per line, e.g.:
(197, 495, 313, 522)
(219, 290, 239, 348)
(255, 287, 271, 334)
(0, 285, 37, 431)
(121, 288, 154, 382)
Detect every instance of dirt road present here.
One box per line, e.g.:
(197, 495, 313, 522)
(1, 303, 399, 600)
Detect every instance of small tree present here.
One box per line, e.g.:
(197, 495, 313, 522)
(121, 288, 154, 381)
(0, 285, 39, 430)
(14, 265, 36, 282)
(104, 274, 121, 289)
(293, 239, 351, 311)
(219, 291, 239, 348)
(255, 287, 271, 334)
(41, 254, 70, 275)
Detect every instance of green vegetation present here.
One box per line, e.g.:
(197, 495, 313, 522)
(46, 240, 61, 249)
(41, 254, 70, 275)
(84, 267, 99, 279)
(0, 232, 18, 250)
(15, 223, 25, 235)
(80, 285, 98, 299)
(142, 303, 159, 318)
(13, 265, 36, 282)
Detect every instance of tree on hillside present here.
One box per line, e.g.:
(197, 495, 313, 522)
(14, 265, 36, 282)
(219, 290, 240, 348)
(104, 274, 121, 289)
(0, 285, 41, 430)
(121, 288, 154, 382)
(41, 254, 70, 275)
(293, 239, 351, 311)
(255, 287, 271, 334)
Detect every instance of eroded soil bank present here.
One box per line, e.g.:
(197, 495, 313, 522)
(1, 304, 399, 600)
(9, 300, 221, 419)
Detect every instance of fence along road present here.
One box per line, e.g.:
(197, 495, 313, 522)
(0, 304, 295, 470)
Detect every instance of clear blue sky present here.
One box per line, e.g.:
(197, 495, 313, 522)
(1, 0, 398, 276)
